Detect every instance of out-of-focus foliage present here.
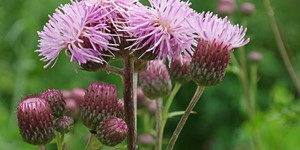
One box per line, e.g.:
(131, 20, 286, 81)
(1, 0, 300, 149)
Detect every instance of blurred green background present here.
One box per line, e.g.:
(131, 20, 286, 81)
(1, 0, 300, 149)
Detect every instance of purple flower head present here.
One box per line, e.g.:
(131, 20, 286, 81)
(189, 12, 250, 86)
(126, 0, 196, 61)
(36, 1, 114, 68)
(191, 12, 249, 50)
(83, 0, 136, 23)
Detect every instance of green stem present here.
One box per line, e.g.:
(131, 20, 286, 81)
(38, 145, 47, 150)
(56, 132, 64, 150)
(85, 134, 103, 150)
(162, 83, 182, 120)
(249, 63, 261, 150)
(263, 0, 300, 95)
(155, 98, 163, 150)
(166, 86, 206, 150)
(250, 64, 258, 113)
(104, 64, 124, 76)
(158, 83, 181, 149)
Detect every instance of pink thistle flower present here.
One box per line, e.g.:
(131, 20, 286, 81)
(190, 12, 250, 86)
(36, 1, 114, 68)
(83, 0, 137, 46)
(126, 0, 196, 61)
(191, 12, 249, 50)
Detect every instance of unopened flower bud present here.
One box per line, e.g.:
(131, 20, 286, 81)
(81, 82, 119, 130)
(139, 61, 172, 99)
(41, 89, 66, 118)
(139, 134, 154, 145)
(116, 99, 125, 119)
(217, 0, 237, 16)
(240, 2, 256, 16)
(96, 117, 128, 146)
(55, 116, 74, 134)
(17, 96, 55, 145)
(248, 51, 262, 63)
(170, 55, 191, 83)
(65, 98, 80, 119)
(61, 90, 72, 99)
(137, 87, 147, 108)
(190, 39, 231, 86)
(70, 88, 85, 106)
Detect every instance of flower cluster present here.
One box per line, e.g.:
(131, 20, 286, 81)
(81, 82, 127, 146)
(29, 0, 252, 149)
(17, 90, 72, 145)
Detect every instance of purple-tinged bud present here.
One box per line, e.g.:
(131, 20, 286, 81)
(65, 98, 80, 119)
(170, 55, 191, 83)
(190, 39, 231, 86)
(248, 51, 262, 63)
(70, 88, 85, 106)
(240, 2, 256, 16)
(137, 87, 147, 108)
(116, 99, 125, 119)
(41, 89, 66, 118)
(61, 90, 72, 99)
(146, 100, 156, 114)
(96, 117, 128, 146)
(81, 82, 119, 130)
(217, 0, 237, 16)
(17, 96, 55, 145)
(139, 134, 154, 145)
(55, 116, 74, 134)
(139, 61, 172, 99)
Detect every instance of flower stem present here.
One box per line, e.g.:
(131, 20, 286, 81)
(250, 63, 258, 113)
(56, 132, 64, 150)
(158, 83, 181, 149)
(263, 0, 300, 95)
(166, 86, 205, 150)
(156, 98, 163, 150)
(163, 83, 182, 120)
(123, 56, 137, 150)
(249, 63, 261, 150)
(84, 134, 103, 150)
(104, 64, 124, 76)
(38, 145, 47, 150)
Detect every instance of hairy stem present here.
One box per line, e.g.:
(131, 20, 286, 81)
(263, 0, 300, 95)
(123, 56, 137, 150)
(167, 86, 205, 150)
(156, 98, 163, 150)
(56, 132, 64, 150)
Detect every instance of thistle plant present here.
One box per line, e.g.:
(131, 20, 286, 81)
(16, 0, 250, 149)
